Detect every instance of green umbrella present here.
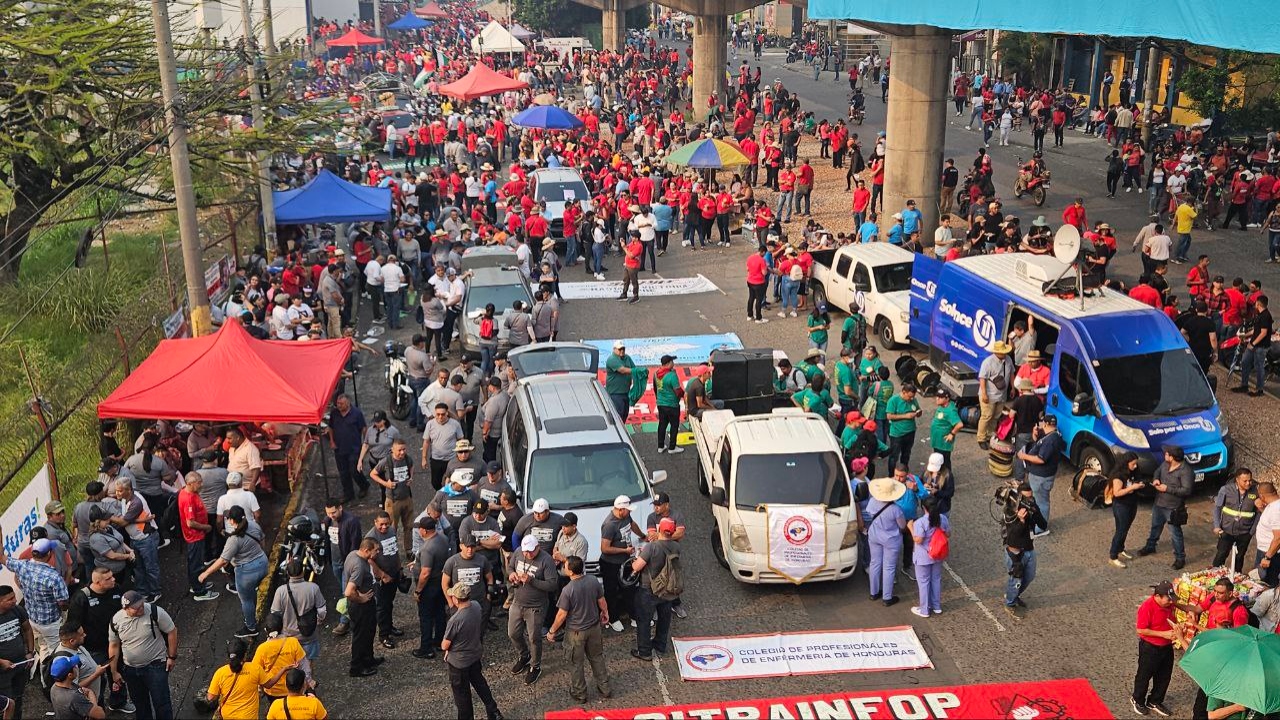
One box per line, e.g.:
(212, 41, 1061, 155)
(1180, 626, 1280, 713)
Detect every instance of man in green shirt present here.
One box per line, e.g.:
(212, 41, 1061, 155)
(928, 388, 964, 469)
(604, 340, 635, 422)
(834, 347, 858, 412)
(654, 355, 683, 455)
(884, 384, 921, 469)
(792, 375, 834, 422)
(841, 307, 866, 355)
(796, 348, 825, 386)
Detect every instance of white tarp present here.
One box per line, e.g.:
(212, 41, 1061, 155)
(558, 274, 719, 300)
(0, 465, 54, 602)
(673, 627, 933, 681)
(766, 504, 828, 584)
(471, 21, 526, 54)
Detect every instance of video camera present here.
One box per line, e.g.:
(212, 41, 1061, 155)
(993, 480, 1036, 524)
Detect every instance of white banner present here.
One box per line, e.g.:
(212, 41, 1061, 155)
(0, 465, 54, 602)
(766, 504, 827, 584)
(673, 627, 933, 681)
(558, 274, 720, 300)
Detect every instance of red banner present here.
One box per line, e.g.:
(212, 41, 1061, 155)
(544, 679, 1113, 720)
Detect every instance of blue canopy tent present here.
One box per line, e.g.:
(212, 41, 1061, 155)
(806, 0, 1280, 53)
(388, 13, 433, 31)
(512, 105, 584, 130)
(273, 169, 392, 224)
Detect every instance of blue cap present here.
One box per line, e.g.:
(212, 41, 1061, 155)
(51, 655, 80, 680)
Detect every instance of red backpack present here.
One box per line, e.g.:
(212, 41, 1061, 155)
(928, 527, 950, 561)
(478, 316, 496, 340)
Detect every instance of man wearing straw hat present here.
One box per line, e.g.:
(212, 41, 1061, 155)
(976, 340, 1016, 450)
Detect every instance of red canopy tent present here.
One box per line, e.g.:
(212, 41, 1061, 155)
(414, 1, 448, 18)
(97, 321, 351, 425)
(438, 62, 529, 101)
(325, 28, 384, 47)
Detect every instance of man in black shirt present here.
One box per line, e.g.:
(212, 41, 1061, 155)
(1232, 295, 1273, 396)
(1177, 301, 1218, 372)
(1002, 482, 1046, 619)
(939, 159, 959, 215)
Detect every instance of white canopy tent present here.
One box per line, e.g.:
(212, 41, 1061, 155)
(471, 21, 526, 54)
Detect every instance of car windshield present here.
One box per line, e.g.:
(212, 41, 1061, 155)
(872, 262, 914, 293)
(466, 283, 529, 315)
(1094, 348, 1216, 417)
(733, 452, 848, 510)
(528, 445, 648, 508)
(535, 181, 589, 205)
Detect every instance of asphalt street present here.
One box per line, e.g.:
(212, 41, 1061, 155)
(29, 45, 1280, 720)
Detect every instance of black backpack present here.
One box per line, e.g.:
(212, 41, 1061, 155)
(39, 648, 76, 700)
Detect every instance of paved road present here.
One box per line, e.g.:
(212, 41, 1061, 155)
(30, 46, 1280, 720)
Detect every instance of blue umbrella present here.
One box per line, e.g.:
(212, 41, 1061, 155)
(388, 13, 432, 30)
(511, 105, 584, 130)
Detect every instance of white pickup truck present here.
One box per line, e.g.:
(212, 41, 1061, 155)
(692, 407, 858, 584)
(808, 243, 916, 349)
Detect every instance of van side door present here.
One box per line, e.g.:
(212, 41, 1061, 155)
(1046, 333, 1103, 455)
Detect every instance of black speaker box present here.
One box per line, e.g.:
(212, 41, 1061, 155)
(710, 348, 776, 401)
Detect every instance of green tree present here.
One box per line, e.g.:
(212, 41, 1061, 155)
(1178, 49, 1280, 131)
(0, 0, 330, 283)
(513, 0, 567, 35)
(996, 32, 1054, 87)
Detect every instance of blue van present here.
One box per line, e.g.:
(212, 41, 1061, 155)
(909, 253, 1231, 481)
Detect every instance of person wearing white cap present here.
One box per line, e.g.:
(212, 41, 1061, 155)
(0, 534, 67, 658)
(599, 496, 641, 633)
(506, 535, 558, 685)
(513, 499, 565, 556)
(430, 470, 480, 550)
(604, 341, 636, 423)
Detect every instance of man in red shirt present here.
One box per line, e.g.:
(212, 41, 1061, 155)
(1062, 197, 1088, 233)
(525, 204, 549, 246)
(777, 161, 797, 223)
(745, 245, 770, 323)
(1186, 254, 1211, 300)
(714, 185, 735, 247)
(1224, 173, 1253, 231)
(619, 230, 643, 304)
(178, 473, 219, 601)
(1128, 277, 1163, 308)
(1199, 577, 1251, 630)
(795, 158, 815, 217)
(1133, 581, 1199, 717)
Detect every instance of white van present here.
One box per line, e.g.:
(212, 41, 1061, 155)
(502, 343, 667, 572)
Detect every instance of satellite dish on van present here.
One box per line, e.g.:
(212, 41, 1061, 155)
(1052, 224, 1082, 264)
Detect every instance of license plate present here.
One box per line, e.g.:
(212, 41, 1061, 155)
(1194, 472, 1205, 483)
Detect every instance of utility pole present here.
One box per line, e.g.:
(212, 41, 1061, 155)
(1140, 41, 1162, 145)
(372, 0, 382, 39)
(148, 0, 212, 336)
(238, 0, 279, 255)
(260, 0, 278, 58)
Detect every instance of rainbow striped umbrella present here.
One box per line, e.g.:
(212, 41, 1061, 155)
(664, 138, 750, 169)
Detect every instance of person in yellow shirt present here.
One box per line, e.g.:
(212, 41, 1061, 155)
(1173, 198, 1199, 264)
(205, 639, 295, 720)
(266, 670, 328, 720)
(253, 615, 311, 698)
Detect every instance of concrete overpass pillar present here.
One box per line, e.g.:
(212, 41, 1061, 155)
(692, 14, 727, 116)
(601, 0, 624, 53)
(882, 26, 950, 238)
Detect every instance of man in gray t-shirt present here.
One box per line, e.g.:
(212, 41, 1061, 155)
(480, 380, 508, 463)
(108, 590, 177, 720)
(441, 584, 501, 718)
(547, 556, 611, 702)
(49, 656, 96, 720)
(976, 341, 1016, 446)
(422, 410, 464, 491)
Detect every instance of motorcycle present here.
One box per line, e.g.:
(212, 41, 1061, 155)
(848, 103, 865, 125)
(384, 340, 415, 421)
(277, 512, 328, 582)
(1013, 157, 1051, 206)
